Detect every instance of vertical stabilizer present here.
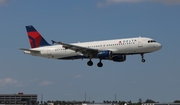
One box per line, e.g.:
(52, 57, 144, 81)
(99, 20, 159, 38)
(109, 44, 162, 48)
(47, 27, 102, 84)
(26, 25, 50, 48)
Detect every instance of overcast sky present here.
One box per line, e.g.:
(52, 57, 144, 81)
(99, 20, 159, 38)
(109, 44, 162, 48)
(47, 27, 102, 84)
(0, 0, 180, 103)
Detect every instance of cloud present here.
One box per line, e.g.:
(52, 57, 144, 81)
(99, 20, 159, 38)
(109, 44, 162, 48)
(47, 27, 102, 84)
(0, 0, 7, 4)
(0, 78, 53, 87)
(97, 0, 144, 7)
(0, 0, 12, 6)
(27, 78, 38, 83)
(154, 0, 180, 5)
(106, 0, 143, 3)
(0, 78, 24, 87)
(97, 0, 180, 7)
(39, 80, 54, 86)
(74, 74, 84, 79)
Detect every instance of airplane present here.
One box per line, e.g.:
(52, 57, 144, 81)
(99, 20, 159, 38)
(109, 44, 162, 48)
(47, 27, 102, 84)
(20, 25, 162, 67)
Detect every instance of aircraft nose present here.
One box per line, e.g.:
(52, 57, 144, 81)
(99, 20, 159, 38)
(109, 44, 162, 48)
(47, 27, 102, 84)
(157, 43, 162, 50)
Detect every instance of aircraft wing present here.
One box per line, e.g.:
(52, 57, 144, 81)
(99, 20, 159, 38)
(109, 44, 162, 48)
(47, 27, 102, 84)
(19, 48, 40, 53)
(55, 42, 98, 56)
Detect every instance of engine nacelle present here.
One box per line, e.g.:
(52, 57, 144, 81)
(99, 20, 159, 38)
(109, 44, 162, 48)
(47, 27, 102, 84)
(97, 50, 112, 59)
(112, 55, 126, 62)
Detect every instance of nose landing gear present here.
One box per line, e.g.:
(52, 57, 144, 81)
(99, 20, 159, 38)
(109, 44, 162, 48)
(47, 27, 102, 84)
(141, 54, 146, 63)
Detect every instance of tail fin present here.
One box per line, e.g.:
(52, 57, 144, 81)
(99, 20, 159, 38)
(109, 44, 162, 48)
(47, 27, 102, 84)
(26, 25, 50, 48)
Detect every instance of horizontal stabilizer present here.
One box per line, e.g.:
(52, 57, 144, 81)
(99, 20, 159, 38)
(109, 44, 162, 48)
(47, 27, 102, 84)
(19, 48, 40, 53)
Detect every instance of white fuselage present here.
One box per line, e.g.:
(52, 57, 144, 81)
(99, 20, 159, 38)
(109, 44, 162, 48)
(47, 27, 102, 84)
(24, 37, 162, 60)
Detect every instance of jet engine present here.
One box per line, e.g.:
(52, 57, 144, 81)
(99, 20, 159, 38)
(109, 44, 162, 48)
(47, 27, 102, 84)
(97, 50, 112, 59)
(112, 55, 126, 62)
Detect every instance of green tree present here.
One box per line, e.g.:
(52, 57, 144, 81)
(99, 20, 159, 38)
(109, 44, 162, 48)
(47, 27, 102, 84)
(44, 102, 48, 105)
(174, 100, 180, 103)
(136, 98, 142, 105)
(36, 101, 39, 105)
(127, 100, 132, 105)
(144, 99, 156, 103)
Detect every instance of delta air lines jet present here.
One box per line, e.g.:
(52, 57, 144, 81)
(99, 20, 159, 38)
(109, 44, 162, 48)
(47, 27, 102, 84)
(20, 25, 162, 67)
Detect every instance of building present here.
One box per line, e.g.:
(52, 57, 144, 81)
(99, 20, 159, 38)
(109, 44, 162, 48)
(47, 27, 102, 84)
(142, 103, 180, 105)
(0, 93, 37, 105)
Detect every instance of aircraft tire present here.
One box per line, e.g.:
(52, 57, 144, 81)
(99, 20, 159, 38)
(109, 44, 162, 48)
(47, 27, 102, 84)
(142, 59, 146, 63)
(97, 62, 103, 67)
(87, 60, 93, 66)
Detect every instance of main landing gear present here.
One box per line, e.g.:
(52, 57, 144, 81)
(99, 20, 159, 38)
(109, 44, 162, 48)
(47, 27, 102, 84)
(141, 53, 146, 63)
(97, 59, 103, 67)
(87, 59, 93, 66)
(87, 59, 103, 67)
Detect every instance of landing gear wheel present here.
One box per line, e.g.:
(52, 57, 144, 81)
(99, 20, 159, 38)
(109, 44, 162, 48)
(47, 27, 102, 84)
(140, 54, 146, 63)
(87, 60, 93, 66)
(97, 62, 103, 67)
(141, 59, 145, 63)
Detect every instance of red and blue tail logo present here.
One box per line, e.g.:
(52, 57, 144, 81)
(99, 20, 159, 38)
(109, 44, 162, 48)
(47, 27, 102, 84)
(26, 25, 50, 48)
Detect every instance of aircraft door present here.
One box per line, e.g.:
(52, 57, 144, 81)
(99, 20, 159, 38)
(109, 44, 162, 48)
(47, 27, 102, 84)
(138, 38, 143, 47)
(47, 48, 52, 58)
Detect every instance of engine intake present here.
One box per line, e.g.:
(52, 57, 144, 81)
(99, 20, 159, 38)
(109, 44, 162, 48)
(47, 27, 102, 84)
(97, 50, 112, 59)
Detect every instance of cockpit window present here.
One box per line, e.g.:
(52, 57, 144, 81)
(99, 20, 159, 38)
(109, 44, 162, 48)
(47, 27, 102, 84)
(148, 40, 156, 43)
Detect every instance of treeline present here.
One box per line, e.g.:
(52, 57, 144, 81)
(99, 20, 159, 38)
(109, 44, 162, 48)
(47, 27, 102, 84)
(35, 99, 180, 105)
